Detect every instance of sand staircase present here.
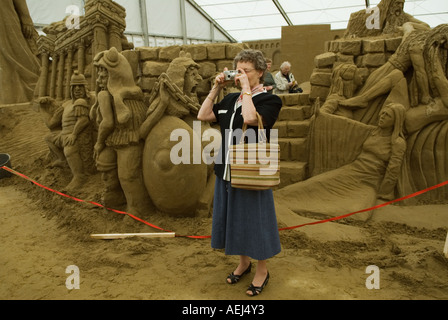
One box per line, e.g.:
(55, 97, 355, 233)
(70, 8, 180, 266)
(274, 93, 312, 189)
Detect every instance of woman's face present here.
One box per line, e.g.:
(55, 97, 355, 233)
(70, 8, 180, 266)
(281, 65, 290, 76)
(378, 107, 395, 129)
(236, 61, 263, 88)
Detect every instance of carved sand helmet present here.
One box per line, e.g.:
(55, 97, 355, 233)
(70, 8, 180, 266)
(166, 51, 200, 92)
(70, 71, 88, 87)
(70, 71, 89, 101)
(94, 47, 143, 125)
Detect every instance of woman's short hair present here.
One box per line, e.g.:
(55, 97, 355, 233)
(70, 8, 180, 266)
(233, 49, 267, 82)
(280, 61, 291, 70)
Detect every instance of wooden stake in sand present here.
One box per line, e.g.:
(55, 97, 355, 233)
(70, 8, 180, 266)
(444, 230, 448, 259)
(90, 232, 176, 240)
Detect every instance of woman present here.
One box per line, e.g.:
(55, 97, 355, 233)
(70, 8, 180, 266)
(197, 49, 282, 296)
(274, 61, 299, 94)
(263, 59, 276, 94)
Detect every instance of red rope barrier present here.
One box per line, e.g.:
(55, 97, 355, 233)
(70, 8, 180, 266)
(2, 165, 447, 239)
(279, 179, 448, 231)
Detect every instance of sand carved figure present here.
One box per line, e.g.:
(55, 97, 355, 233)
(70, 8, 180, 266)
(341, 22, 437, 117)
(36, 72, 95, 192)
(0, 0, 40, 105)
(398, 30, 448, 202)
(140, 51, 217, 216)
(90, 47, 152, 216)
(316, 22, 448, 203)
(344, 0, 429, 39)
(320, 63, 368, 119)
(405, 38, 448, 134)
(276, 103, 407, 217)
(35, 96, 64, 167)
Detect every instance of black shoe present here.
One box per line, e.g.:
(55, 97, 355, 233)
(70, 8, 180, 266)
(246, 272, 269, 296)
(226, 262, 252, 284)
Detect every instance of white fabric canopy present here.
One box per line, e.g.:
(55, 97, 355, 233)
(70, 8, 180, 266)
(196, 0, 448, 41)
(26, 0, 448, 45)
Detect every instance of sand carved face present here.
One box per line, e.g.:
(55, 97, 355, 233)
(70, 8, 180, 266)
(353, 69, 367, 88)
(390, 1, 404, 17)
(378, 106, 395, 129)
(97, 66, 109, 91)
(72, 85, 86, 100)
(184, 66, 201, 99)
(164, 52, 203, 116)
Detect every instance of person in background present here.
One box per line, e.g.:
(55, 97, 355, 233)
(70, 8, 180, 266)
(263, 59, 276, 94)
(274, 61, 302, 94)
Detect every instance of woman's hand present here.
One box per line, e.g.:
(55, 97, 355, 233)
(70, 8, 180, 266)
(235, 68, 251, 91)
(214, 68, 229, 90)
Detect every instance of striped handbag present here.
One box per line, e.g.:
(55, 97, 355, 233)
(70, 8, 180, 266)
(229, 113, 280, 190)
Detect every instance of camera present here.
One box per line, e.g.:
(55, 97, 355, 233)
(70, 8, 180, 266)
(223, 70, 239, 81)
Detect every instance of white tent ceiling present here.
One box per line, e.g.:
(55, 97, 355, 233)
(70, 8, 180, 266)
(195, 0, 448, 42)
(27, 0, 448, 45)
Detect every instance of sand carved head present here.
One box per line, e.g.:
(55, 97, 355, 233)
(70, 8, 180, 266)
(329, 63, 367, 98)
(424, 24, 448, 96)
(388, 0, 405, 17)
(70, 71, 89, 101)
(379, 102, 406, 141)
(93, 47, 143, 124)
(166, 51, 202, 102)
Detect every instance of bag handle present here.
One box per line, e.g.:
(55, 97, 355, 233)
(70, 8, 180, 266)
(239, 112, 268, 144)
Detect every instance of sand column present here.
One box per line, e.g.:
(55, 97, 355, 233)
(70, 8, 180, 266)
(56, 51, 66, 101)
(39, 51, 50, 97)
(109, 24, 123, 51)
(65, 47, 74, 100)
(91, 20, 109, 90)
(78, 39, 86, 76)
(49, 53, 59, 99)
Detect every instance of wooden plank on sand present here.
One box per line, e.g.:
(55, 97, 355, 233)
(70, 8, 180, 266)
(90, 233, 176, 240)
(444, 230, 448, 259)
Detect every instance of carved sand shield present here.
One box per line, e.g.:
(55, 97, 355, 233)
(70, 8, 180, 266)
(143, 116, 207, 215)
(141, 51, 213, 215)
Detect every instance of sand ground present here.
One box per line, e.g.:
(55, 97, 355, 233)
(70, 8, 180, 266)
(0, 105, 447, 301)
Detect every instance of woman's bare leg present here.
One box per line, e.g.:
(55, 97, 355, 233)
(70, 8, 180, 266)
(246, 260, 269, 295)
(227, 255, 251, 284)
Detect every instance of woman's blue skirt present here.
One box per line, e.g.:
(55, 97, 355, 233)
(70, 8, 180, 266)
(211, 176, 282, 261)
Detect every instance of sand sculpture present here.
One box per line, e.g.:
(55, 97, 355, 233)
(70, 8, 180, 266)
(88, 48, 216, 217)
(0, 0, 40, 105)
(140, 51, 216, 216)
(36, 72, 95, 192)
(282, 0, 448, 213)
(6, 0, 447, 219)
(29, 0, 219, 217)
(35, 0, 133, 100)
(344, 0, 430, 38)
(276, 102, 407, 216)
(90, 47, 151, 216)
